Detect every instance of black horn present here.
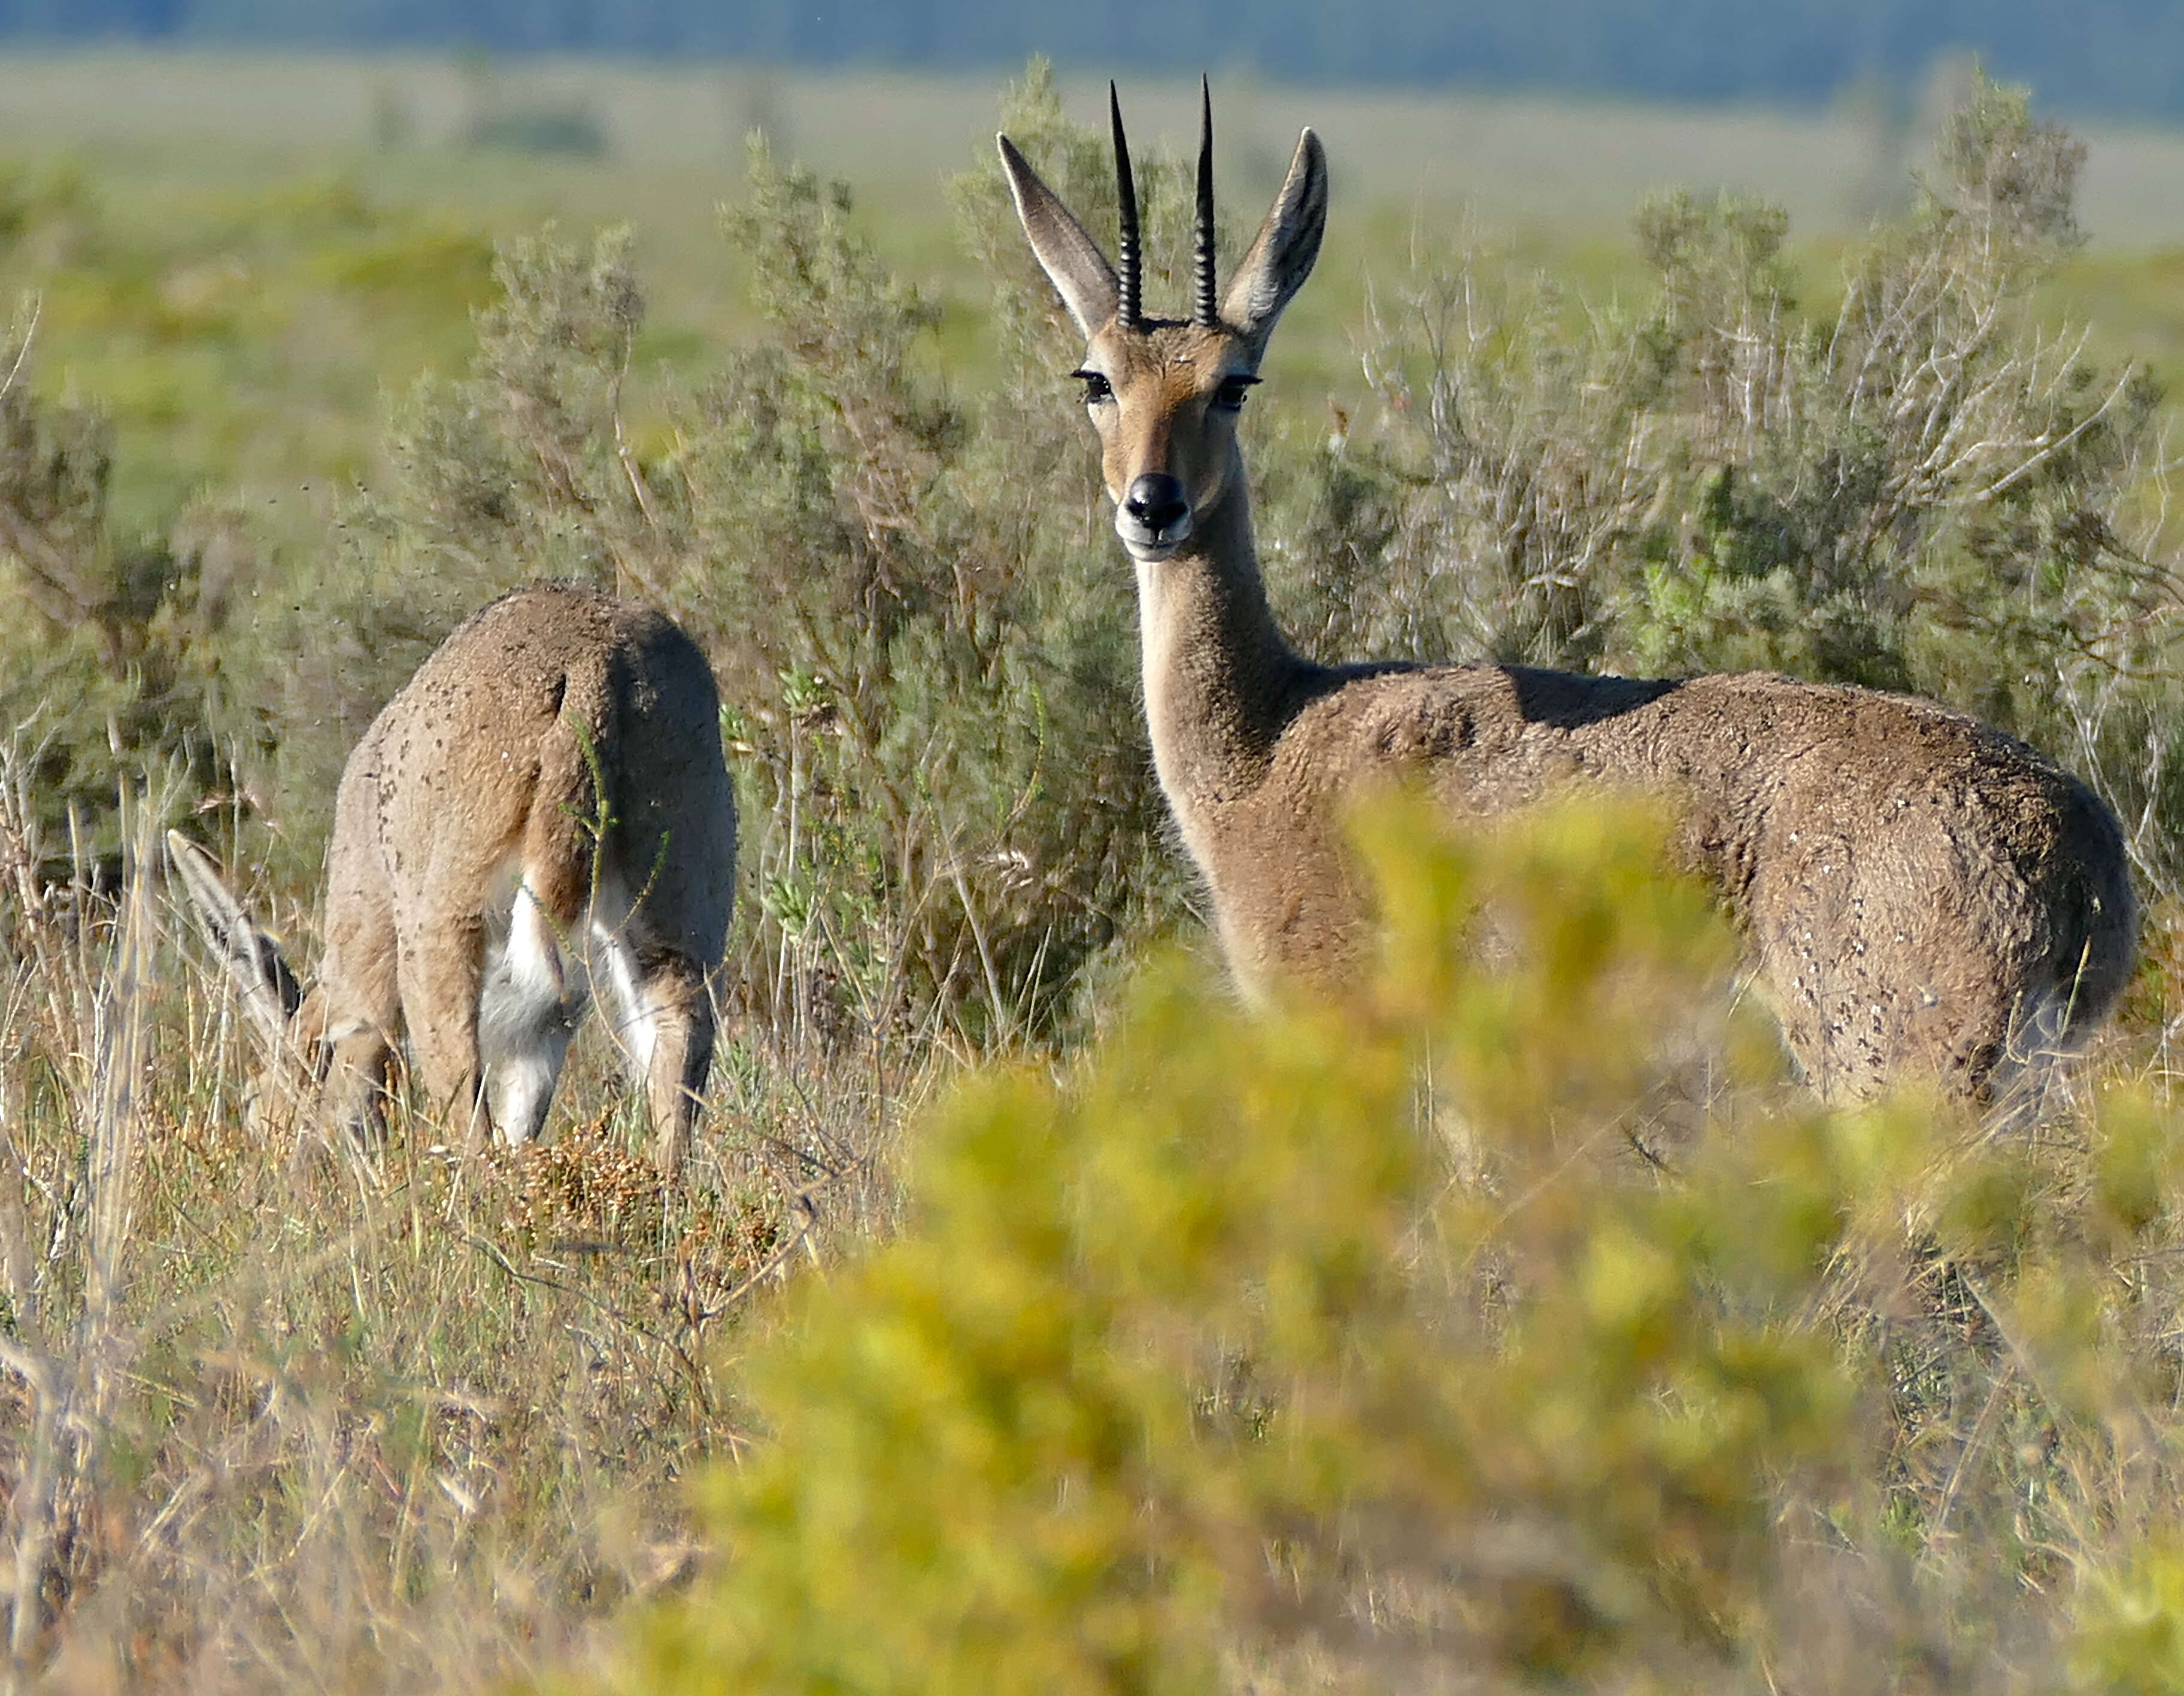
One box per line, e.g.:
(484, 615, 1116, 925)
(1193, 74, 1218, 326)
(1111, 82, 1142, 330)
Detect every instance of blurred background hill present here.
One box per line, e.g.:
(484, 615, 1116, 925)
(11, 0, 2184, 121)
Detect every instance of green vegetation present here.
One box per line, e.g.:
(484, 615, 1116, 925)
(1337, 82, 2183, 899)
(8, 54, 2184, 1694)
(597, 800, 2184, 1691)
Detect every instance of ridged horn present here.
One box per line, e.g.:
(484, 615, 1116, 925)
(1111, 82, 1142, 330)
(1193, 74, 1218, 326)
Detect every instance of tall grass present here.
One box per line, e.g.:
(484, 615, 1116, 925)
(0, 739, 924, 1690)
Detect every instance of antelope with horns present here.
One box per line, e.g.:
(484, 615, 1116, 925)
(169, 584, 737, 1171)
(999, 83, 2136, 1098)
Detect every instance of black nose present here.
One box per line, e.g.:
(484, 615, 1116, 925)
(1123, 474, 1190, 539)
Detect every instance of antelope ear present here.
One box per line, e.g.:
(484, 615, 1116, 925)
(997, 134, 1120, 340)
(1221, 128, 1327, 353)
(167, 829, 303, 1056)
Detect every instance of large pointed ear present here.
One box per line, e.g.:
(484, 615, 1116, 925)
(1221, 128, 1328, 354)
(997, 134, 1119, 341)
(168, 829, 303, 1055)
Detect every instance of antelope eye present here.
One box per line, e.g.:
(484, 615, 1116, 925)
(1213, 374, 1260, 412)
(1071, 369, 1114, 405)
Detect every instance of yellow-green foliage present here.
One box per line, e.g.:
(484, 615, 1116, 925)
(584, 802, 2180, 1691)
(559, 802, 2184, 1691)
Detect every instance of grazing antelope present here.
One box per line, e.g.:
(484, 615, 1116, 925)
(999, 83, 2135, 1098)
(169, 583, 736, 1171)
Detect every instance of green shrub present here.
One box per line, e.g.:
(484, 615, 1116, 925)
(0, 302, 230, 864)
(589, 800, 2177, 1691)
(0, 165, 496, 872)
(1352, 71, 2183, 898)
(34, 63, 2184, 1033)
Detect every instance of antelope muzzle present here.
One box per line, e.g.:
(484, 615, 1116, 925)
(1120, 472, 1191, 557)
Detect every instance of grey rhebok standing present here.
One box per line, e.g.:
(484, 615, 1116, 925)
(170, 583, 737, 1172)
(997, 81, 2134, 1098)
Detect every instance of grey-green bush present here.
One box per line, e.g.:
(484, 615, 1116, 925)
(1348, 72, 2180, 896)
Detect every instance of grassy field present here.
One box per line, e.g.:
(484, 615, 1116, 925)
(4, 52, 2184, 535)
(19, 49, 2184, 237)
(9, 51, 2184, 1692)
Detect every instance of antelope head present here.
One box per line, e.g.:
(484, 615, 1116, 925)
(1000, 80, 1328, 563)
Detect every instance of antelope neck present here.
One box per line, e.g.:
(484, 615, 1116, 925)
(1132, 484, 1314, 807)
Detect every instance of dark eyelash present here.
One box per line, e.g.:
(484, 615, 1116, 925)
(1070, 368, 1114, 403)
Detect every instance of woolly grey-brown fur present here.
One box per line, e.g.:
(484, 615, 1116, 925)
(1003, 108, 2134, 1100)
(173, 583, 736, 1170)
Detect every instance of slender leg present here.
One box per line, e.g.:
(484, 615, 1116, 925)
(639, 957, 715, 1178)
(317, 1027, 396, 1150)
(312, 856, 402, 1151)
(597, 675, 734, 1177)
(592, 924, 713, 1177)
(395, 914, 487, 1149)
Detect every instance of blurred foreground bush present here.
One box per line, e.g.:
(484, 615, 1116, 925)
(589, 803, 2184, 1692)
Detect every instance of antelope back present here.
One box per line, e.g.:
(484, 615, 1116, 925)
(172, 584, 737, 1168)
